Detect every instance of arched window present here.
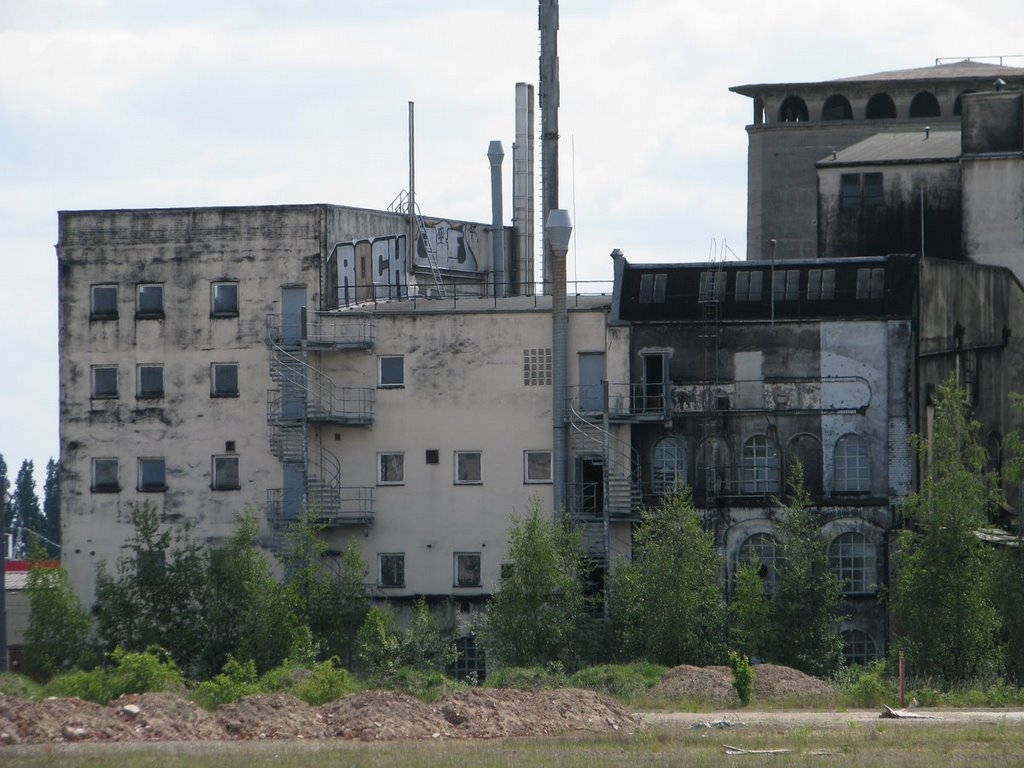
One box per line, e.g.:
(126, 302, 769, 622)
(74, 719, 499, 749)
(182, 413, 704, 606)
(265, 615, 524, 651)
(652, 437, 687, 495)
(738, 532, 781, 592)
(822, 94, 853, 121)
(841, 628, 879, 665)
(953, 90, 976, 117)
(696, 437, 729, 497)
(778, 96, 809, 123)
(787, 434, 822, 496)
(741, 435, 780, 495)
(834, 434, 870, 493)
(829, 532, 877, 594)
(909, 91, 941, 118)
(865, 93, 897, 119)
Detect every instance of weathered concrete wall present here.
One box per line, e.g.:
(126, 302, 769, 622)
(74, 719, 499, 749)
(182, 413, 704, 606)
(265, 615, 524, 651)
(962, 156, 1024, 284)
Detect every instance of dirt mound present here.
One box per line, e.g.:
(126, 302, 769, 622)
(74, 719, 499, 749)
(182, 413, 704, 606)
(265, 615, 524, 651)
(112, 693, 227, 741)
(0, 693, 134, 744)
(434, 688, 640, 739)
(321, 690, 451, 740)
(215, 694, 327, 740)
(652, 664, 836, 707)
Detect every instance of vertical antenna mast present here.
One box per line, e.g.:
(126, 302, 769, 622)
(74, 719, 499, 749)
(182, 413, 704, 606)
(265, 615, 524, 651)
(408, 102, 416, 277)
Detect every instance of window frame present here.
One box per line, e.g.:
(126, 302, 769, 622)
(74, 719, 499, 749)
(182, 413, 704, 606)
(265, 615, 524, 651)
(772, 269, 800, 301)
(137, 457, 167, 492)
(652, 437, 687, 495)
(834, 433, 870, 493)
(454, 451, 482, 485)
(639, 273, 668, 304)
(454, 552, 482, 588)
(90, 284, 119, 320)
(377, 452, 405, 485)
(734, 270, 764, 302)
(91, 458, 120, 493)
(737, 532, 781, 593)
(136, 283, 165, 318)
(211, 281, 240, 317)
(211, 455, 240, 491)
(91, 365, 119, 399)
(523, 348, 552, 386)
(378, 355, 405, 388)
(524, 450, 553, 484)
(211, 362, 239, 397)
(806, 268, 836, 301)
(136, 365, 164, 399)
(378, 553, 406, 588)
(841, 628, 879, 665)
(829, 532, 877, 595)
(740, 435, 781, 495)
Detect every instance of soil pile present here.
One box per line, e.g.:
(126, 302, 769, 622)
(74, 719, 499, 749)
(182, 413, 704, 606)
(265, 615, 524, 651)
(322, 690, 451, 740)
(216, 694, 327, 740)
(0, 694, 134, 744)
(113, 692, 227, 741)
(652, 664, 835, 707)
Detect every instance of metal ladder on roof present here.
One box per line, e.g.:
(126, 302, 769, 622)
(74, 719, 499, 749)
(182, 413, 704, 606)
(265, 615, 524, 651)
(388, 190, 446, 298)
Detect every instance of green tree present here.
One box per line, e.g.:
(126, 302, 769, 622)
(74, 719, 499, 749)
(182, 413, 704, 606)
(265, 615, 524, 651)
(608, 485, 727, 666)
(729, 560, 772, 661)
(479, 497, 587, 669)
(42, 458, 61, 557)
(402, 596, 457, 673)
(769, 461, 844, 677)
(0, 453, 10, 539)
(282, 509, 369, 666)
(23, 544, 93, 677)
(993, 392, 1024, 683)
(93, 503, 209, 676)
(355, 604, 404, 682)
(12, 460, 43, 556)
(893, 377, 1002, 682)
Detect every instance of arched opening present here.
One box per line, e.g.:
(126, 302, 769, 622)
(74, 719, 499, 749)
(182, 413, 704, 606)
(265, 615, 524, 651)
(865, 93, 896, 119)
(834, 434, 870, 493)
(738, 532, 781, 593)
(953, 90, 976, 117)
(841, 628, 879, 665)
(828, 532, 877, 594)
(741, 435, 780, 495)
(696, 437, 730, 498)
(786, 434, 822, 496)
(652, 436, 687, 495)
(778, 96, 809, 123)
(909, 91, 941, 118)
(822, 94, 853, 121)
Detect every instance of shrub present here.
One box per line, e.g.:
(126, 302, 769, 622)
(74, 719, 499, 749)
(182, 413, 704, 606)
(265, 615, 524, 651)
(45, 646, 184, 704)
(483, 665, 567, 691)
(728, 651, 754, 706)
(0, 672, 44, 699)
(568, 663, 668, 699)
(355, 605, 403, 682)
(835, 661, 896, 708)
(191, 656, 261, 711)
(290, 659, 363, 705)
(390, 667, 466, 702)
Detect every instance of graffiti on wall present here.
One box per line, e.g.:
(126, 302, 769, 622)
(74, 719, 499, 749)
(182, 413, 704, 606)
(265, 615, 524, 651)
(332, 234, 409, 306)
(416, 219, 481, 273)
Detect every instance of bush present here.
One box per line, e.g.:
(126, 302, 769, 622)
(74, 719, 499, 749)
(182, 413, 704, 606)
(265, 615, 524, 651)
(190, 656, 261, 711)
(568, 663, 668, 699)
(45, 646, 184, 704)
(728, 652, 754, 706)
(390, 667, 466, 702)
(835, 662, 896, 708)
(0, 672, 44, 699)
(483, 665, 567, 691)
(289, 659, 363, 705)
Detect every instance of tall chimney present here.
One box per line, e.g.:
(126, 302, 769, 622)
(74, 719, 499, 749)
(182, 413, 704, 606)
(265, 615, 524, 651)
(539, 0, 560, 295)
(488, 141, 505, 297)
(513, 82, 535, 296)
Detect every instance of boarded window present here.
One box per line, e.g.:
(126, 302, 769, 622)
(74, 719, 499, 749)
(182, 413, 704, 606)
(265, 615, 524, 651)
(772, 269, 800, 301)
(840, 174, 861, 211)
(855, 268, 885, 299)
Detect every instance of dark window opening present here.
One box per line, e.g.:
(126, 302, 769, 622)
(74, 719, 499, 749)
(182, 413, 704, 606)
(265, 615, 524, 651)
(909, 91, 941, 118)
(455, 553, 481, 587)
(862, 173, 884, 207)
(865, 93, 896, 119)
(734, 270, 764, 302)
(448, 636, 486, 683)
(137, 284, 164, 318)
(138, 457, 166, 492)
(92, 366, 118, 399)
(211, 282, 239, 316)
(379, 355, 404, 387)
(425, 449, 440, 465)
(379, 553, 405, 587)
(822, 94, 853, 120)
(137, 366, 164, 399)
(807, 269, 836, 300)
(840, 174, 861, 211)
(212, 455, 240, 490)
(90, 285, 118, 319)
(92, 458, 119, 493)
(778, 95, 809, 122)
(639, 273, 667, 303)
(211, 363, 239, 397)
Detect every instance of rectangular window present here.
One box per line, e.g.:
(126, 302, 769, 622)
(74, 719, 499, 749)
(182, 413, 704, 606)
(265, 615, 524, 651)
(454, 552, 481, 587)
(92, 365, 118, 399)
(698, 271, 726, 302)
(524, 450, 553, 483)
(90, 284, 118, 319)
(378, 452, 404, 485)
(138, 457, 166, 492)
(734, 271, 764, 302)
(856, 267, 885, 300)
(862, 173, 884, 207)
(211, 281, 239, 316)
(455, 451, 482, 485)
(840, 173, 861, 211)
(137, 365, 164, 399)
(379, 355, 404, 387)
(92, 458, 119, 492)
(639, 273, 667, 303)
(379, 553, 405, 587)
(211, 363, 239, 397)
(523, 348, 552, 386)
(212, 455, 240, 490)
(425, 449, 440, 465)
(772, 269, 800, 301)
(137, 284, 164, 318)
(807, 269, 836, 301)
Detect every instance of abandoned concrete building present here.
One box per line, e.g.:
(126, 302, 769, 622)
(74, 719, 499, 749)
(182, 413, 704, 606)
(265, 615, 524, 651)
(57, 60, 1024, 670)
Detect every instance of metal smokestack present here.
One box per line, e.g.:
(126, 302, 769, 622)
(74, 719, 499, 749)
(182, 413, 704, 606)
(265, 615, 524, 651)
(513, 82, 535, 296)
(539, 0, 560, 295)
(488, 141, 506, 297)
(547, 209, 572, 516)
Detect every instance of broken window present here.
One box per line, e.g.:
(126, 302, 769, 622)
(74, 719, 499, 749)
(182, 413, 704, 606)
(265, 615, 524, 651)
(454, 552, 482, 587)
(211, 281, 239, 317)
(92, 365, 118, 399)
(138, 457, 166, 492)
(90, 284, 118, 320)
(211, 363, 239, 397)
(834, 433, 870, 492)
(378, 452, 404, 485)
(524, 450, 552, 483)
(137, 284, 164, 318)
(212, 455, 240, 490)
(741, 435, 780, 495)
(738, 532, 780, 593)
(829, 532, 877, 594)
(455, 451, 482, 485)
(137, 365, 164, 399)
(92, 458, 119, 493)
(652, 437, 687, 495)
(379, 355, 404, 387)
(379, 553, 405, 587)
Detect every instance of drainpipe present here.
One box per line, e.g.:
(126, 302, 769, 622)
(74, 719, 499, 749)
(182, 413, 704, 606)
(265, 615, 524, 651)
(548, 209, 573, 517)
(488, 141, 506, 297)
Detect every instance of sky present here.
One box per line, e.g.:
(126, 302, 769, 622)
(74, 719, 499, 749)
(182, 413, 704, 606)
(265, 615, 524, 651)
(2, 0, 1023, 492)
